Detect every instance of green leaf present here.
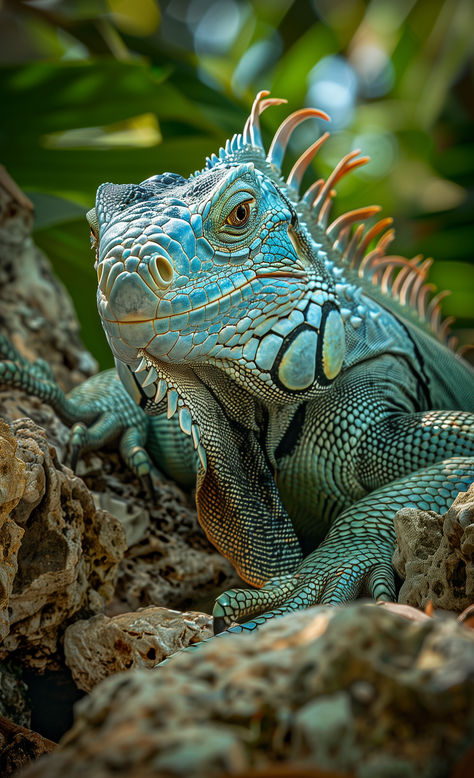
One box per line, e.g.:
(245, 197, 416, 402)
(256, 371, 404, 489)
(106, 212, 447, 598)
(6, 138, 216, 206)
(0, 60, 221, 144)
(28, 192, 86, 230)
(270, 24, 338, 109)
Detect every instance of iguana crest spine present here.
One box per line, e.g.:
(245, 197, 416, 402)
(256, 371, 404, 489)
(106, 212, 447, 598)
(204, 90, 457, 349)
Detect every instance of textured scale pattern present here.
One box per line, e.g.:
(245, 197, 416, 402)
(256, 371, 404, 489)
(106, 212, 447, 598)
(1, 90, 473, 636)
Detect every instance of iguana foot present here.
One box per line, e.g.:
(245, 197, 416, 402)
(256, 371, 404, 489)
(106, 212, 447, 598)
(213, 457, 473, 633)
(66, 415, 159, 489)
(0, 333, 159, 486)
(212, 537, 395, 633)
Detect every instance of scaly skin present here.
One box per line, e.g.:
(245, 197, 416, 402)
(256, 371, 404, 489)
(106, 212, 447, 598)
(0, 335, 197, 490)
(1, 92, 473, 633)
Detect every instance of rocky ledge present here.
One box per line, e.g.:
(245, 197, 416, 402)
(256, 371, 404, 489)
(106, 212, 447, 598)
(393, 485, 474, 612)
(0, 418, 126, 671)
(20, 602, 474, 778)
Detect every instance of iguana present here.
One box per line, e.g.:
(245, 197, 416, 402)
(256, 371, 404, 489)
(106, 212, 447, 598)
(1, 91, 473, 633)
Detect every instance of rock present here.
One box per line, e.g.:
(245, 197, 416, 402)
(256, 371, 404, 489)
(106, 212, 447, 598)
(111, 493, 240, 614)
(91, 491, 150, 548)
(18, 603, 474, 778)
(63, 606, 213, 692)
(0, 166, 96, 391)
(376, 600, 432, 622)
(0, 662, 30, 727)
(0, 418, 126, 670)
(0, 166, 91, 468)
(76, 451, 241, 614)
(0, 420, 26, 642)
(393, 483, 474, 612)
(0, 716, 56, 777)
(292, 692, 359, 773)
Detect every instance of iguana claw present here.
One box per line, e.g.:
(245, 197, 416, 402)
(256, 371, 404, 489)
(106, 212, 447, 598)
(212, 542, 396, 630)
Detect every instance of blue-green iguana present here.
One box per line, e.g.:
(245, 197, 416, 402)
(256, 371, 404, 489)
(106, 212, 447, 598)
(1, 91, 473, 632)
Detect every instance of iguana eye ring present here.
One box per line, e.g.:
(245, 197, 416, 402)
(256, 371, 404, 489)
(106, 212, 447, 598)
(226, 201, 251, 227)
(90, 227, 98, 249)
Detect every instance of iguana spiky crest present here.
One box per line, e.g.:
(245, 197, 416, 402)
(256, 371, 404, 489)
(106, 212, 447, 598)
(89, 90, 471, 499)
(204, 90, 457, 349)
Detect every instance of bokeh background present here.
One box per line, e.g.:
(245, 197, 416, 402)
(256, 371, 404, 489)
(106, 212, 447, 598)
(1, 0, 473, 368)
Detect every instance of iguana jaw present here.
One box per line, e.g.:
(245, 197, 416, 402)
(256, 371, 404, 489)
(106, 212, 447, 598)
(122, 279, 345, 417)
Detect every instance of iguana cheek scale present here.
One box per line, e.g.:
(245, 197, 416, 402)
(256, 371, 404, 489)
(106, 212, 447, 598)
(1, 91, 472, 633)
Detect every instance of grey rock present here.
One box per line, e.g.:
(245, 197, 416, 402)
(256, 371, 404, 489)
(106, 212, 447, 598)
(0, 166, 96, 392)
(64, 606, 213, 692)
(358, 753, 419, 778)
(90, 490, 150, 548)
(76, 451, 241, 614)
(0, 418, 126, 670)
(393, 483, 474, 611)
(18, 603, 474, 778)
(292, 692, 360, 771)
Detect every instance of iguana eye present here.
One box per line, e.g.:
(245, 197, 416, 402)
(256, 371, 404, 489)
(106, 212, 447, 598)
(226, 201, 252, 227)
(90, 227, 97, 249)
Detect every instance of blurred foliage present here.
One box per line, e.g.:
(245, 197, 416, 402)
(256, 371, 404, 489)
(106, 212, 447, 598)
(0, 0, 472, 367)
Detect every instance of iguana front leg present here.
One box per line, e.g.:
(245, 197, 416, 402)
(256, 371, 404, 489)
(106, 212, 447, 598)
(0, 334, 158, 485)
(213, 410, 474, 631)
(195, 408, 304, 588)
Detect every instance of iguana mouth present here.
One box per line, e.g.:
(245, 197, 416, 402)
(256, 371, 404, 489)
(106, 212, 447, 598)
(255, 269, 308, 280)
(99, 269, 305, 327)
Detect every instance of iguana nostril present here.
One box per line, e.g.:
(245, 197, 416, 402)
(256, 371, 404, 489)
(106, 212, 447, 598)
(149, 254, 174, 289)
(108, 271, 159, 321)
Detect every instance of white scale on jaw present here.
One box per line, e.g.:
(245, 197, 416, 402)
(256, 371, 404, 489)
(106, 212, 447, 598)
(133, 354, 207, 471)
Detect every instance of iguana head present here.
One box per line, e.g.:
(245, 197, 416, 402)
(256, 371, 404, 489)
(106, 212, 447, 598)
(90, 92, 347, 418)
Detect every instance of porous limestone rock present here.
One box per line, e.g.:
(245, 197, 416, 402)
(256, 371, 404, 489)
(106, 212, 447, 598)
(76, 451, 241, 615)
(0, 662, 30, 727)
(0, 166, 96, 390)
(18, 603, 474, 778)
(0, 166, 92, 463)
(0, 418, 126, 670)
(0, 420, 26, 642)
(92, 491, 150, 548)
(64, 606, 213, 692)
(111, 493, 240, 614)
(393, 483, 474, 612)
